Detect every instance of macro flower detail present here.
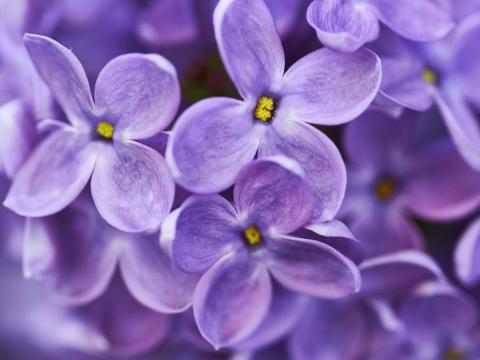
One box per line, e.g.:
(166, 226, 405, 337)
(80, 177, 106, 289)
(3, 34, 180, 233)
(161, 157, 361, 348)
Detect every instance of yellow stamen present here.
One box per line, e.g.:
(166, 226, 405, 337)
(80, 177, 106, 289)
(422, 69, 437, 85)
(375, 178, 397, 201)
(243, 225, 262, 246)
(444, 348, 464, 360)
(254, 96, 275, 123)
(96, 121, 114, 139)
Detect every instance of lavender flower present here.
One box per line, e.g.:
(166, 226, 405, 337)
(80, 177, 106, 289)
(306, 0, 453, 52)
(167, 0, 381, 223)
(4, 34, 179, 233)
(341, 110, 480, 257)
(162, 157, 361, 348)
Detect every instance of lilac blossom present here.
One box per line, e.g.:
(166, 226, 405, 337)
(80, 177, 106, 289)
(454, 215, 480, 287)
(167, 0, 381, 223)
(341, 110, 480, 257)
(161, 157, 361, 348)
(306, 0, 453, 52)
(4, 34, 179, 233)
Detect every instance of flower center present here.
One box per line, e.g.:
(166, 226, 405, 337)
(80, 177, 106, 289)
(243, 225, 262, 246)
(96, 121, 114, 139)
(422, 68, 437, 85)
(254, 96, 276, 123)
(444, 348, 464, 360)
(374, 177, 397, 201)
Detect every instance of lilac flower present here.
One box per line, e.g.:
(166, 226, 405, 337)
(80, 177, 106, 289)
(161, 157, 361, 348)
(341, 110, 480, 257)
(4, 34, 179, 233)
(289, 250, 446, 360)
(23, 196, 197, 312)
(455, 215, 480, 286)
(306, 0, 453, 52)
(167, 0, 381, 223)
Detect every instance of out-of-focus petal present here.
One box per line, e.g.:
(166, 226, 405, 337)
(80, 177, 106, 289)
(167, 97, 263, 193)
(306, 0, 379, 52)
(213, 0, 284, 99)
(267, 236, 361, 298)
(170, 194, 240, 274)
(94, 54, 180, 140)
(194, 254, 272, 348)
(455, 216, 480, 286)
(280, 47, 381, 125)
(23, 34, 94, 128)
(260, 120, 346, 222)
(234, 157, 314, 235)
(4, 127, 97, 217)
(91, 141, 174, 233)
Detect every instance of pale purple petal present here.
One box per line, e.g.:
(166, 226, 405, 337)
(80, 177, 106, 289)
(234, 157, 314, 234)
(280, 47, 381, 125)
(360, 250, 445, 300)
(213, 0, 285, 99)
(307, 0, 379, 52)
(267, 236, 361, 298)
(265, 0, 303, 36)
(369, 0, 454, 42)
(404, 140, 480, 220)
(91, 141, 174, 233)
(170, 194, 240, 274)
(260, 120, 346, 222)
(4, 127, 97, 217)
(119, 234, 198, 313)
(0, 100, 37, 179)
(194, 254, 272, 348)
(23, 208, 117, 305)
(23, 34, 94, 128)
(167, 98, 262, 193)
(94, 54, 180, 140)
(454, 216, 480, 286)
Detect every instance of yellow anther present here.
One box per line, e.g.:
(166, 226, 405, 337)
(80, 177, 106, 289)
(422, 69, 437, 85)
(254, 96, 275, 123)
(375, 178, 397, 201)
(243, 225, 262, 246)
(96, 121, 114, 139)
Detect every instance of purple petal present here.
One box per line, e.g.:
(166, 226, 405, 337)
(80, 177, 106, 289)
(280, 47, 381, 125)
(267, 236, 361, 298)
(23, 34, 94, 128)
(23, 208, 117, 305)
(234, 157, 315, 234)
(400, 282, 477, 342)
(0, 100, 38, 179)
(193, 254, 272, 348)
(265, 0, 303, 36)
(306, 0, 379, 52)
(94, 54, 180, 140)
(455, 216, 480, 286)
(167, 97, 262, 193)
(119, 234, 198, 313)
(404, 140, 480, 220)
(213, 0, 284, 99)
(360, 250, 445, 300)
(4, 128, 97, 217)
(370, 0, 454, 42)
(260, 120, 346, 222)
(168, 194, 240, 274)
(91, 141, 174, 233)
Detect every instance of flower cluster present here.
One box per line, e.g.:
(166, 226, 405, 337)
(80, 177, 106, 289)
(1, 0, 480, 359)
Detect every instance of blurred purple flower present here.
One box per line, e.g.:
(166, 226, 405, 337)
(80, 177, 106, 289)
(4, 34, 179, 233)
(341, 110, 480, 257)
(306, 0, 453, 52)
(161, 157, 361, 348)
(167, 0, 381, 222)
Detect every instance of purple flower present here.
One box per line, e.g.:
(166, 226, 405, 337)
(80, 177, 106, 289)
(4, 34, 179, 233)
(306, 0, 453, 52)
(23, 197, 197, 312)
(167, 0, 381, 222)
(455, 215, 480, 286)
(341, 110, 480, 257)
(161, 157, 361, 348)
